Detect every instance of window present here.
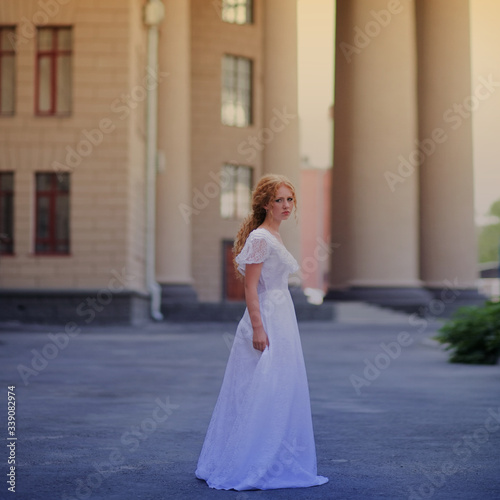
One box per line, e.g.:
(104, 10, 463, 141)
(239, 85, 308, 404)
(221, 55, 252, 127)
(36, 27, 72, 116)
(222, 0, 253, 24)
(35, 173, 70, 254)
(220, 164, 252, 219)
(0, 27, 15, 115)
(0, 172, 14, 254)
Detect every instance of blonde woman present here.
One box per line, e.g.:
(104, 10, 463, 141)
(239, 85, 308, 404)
(195, 174, 328, 491)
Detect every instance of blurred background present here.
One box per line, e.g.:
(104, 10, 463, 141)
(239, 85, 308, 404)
(0, 0, 498, 325)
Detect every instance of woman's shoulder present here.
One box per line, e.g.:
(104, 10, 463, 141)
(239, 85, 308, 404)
(248, 227, 275, 244)
(249, 227, 266, 236)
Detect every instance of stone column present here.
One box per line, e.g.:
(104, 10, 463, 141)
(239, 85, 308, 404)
(156, 0, 197, 307)
(262, 0, 301, 266)
(416, 0, 483, 304)
(326, 0, 432, 309)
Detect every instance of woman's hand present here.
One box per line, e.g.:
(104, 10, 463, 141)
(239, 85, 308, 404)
(252, 326, 269, 352)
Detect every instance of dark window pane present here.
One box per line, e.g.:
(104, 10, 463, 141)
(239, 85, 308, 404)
(56, 241, 69, 253)
(36, 173, 53, 191)
(35, 241, 48, 253)
(0, 28, 16, 116)
(55, 194, 69, 240)
(38, 56, 52, 113)
(38, 28, 53, 50)
(57, 28, 72, 50)
(0, 194, 13, 232)
(56, 173, 69, 191)
(36, 196, 50, 239)
(1, 28, 16, 50)
(0, 172, 13, 191)
(56, 54, 71, 113)
(0, 172, 14, 254)
(0, 55, 15, 114)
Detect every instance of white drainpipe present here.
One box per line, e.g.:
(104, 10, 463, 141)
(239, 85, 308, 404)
(144, 0, 165, 321)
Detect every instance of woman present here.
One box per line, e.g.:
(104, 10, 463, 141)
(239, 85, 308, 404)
(195, 174, 328, 491)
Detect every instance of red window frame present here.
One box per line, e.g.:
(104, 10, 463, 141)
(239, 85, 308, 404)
(35, 26, 72, 116)
(34, 173, 70, 255)
(0, 26, 16, 116)
(0, 172, 14, 255)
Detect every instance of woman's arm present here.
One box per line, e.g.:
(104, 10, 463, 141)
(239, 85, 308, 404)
(244, 263, 269, 351)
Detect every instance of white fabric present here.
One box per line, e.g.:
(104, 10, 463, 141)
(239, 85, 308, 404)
(195, 228, 328, 491)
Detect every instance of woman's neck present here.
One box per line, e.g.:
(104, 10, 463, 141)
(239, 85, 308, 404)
(260, 217, 281, 235)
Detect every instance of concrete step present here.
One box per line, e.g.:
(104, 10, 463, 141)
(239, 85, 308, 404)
(162, 300, 335, 322)
(333, 301, 410, 324)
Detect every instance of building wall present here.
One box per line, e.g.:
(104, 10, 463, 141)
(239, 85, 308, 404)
(300, 167, 331, 291)
(0, 0, 300, 317)
(0, 0, 147, 294)
(190, 0, 264, 301)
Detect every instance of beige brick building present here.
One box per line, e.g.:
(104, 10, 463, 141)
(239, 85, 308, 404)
(0, 0, 302, 323)
(0, 0, 491, 324)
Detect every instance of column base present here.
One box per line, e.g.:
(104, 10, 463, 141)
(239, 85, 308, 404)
(160, 285, 334, 321)
(0, 289, 150, 326)
(325, 285, 489, 316)
(160, 283, 198, 305)
(425, 287, 487, 316)
(324, 286, 434, 314)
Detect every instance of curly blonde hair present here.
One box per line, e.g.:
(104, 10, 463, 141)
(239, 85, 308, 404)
(233, 174, 297, 278)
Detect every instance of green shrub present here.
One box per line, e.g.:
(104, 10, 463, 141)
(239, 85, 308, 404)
(434, 301, 500, 365)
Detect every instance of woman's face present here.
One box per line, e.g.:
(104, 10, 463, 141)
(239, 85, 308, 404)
(265, 184, 294, 222)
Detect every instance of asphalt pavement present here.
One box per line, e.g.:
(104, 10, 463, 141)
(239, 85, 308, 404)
(0, 308, 499, 500)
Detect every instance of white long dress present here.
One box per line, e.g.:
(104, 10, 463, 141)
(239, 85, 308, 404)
(195, 228, 328, 490)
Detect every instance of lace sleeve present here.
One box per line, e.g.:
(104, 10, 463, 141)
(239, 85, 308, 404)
(235, 234, 270, 276)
